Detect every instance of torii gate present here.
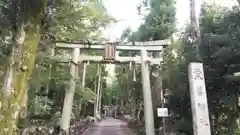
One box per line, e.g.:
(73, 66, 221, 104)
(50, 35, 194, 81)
(53, 39, 171, 135)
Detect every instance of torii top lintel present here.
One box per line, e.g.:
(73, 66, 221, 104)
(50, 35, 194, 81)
(55, 39, 171, 51)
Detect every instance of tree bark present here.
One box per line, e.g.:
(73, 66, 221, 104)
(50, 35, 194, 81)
(19, 87, 28, 118)
(0, 1, 47, 134)
(151, 74, 162, 110)
(2, 25, 26, 97)
(0, 24, 42, 135)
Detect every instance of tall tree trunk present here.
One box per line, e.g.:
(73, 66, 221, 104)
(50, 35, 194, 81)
(150, 53, 163, 125)
(0, 2, 46, 134)
(189, 0, 202, 59)
(0, 24, 42, 135)
(2, 25, 26, 97)
(150, 73, 162, 110)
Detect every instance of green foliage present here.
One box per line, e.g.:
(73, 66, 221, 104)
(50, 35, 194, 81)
(75, 86, 96, 103)
(117, 0, 176, 130)
(162, 34, 197, 134)
(54, 0, 115, 41)
(119, 1, 240, 135)
(162, 3, 240, 135)
(122, 0, 175, 41)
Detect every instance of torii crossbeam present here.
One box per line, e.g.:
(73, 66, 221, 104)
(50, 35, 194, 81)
(55, 39, 170, 51)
